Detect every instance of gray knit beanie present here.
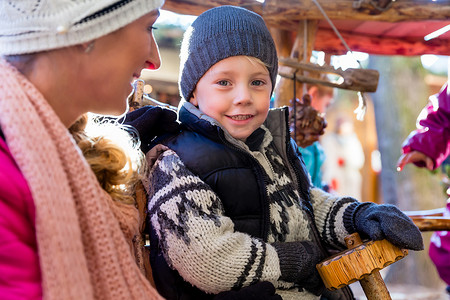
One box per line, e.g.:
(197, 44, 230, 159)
(179, 5, 278, 101)
(0, 0, 164, 55)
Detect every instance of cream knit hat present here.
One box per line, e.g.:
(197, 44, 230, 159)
(0, 0, 164, 55)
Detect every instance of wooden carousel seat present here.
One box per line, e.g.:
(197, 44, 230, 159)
(316, 207, 450, 300)
(317, 233, 408, 300)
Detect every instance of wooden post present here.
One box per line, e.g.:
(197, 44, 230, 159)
(273, 20, 318, 108)
(269, 28, 293, 60)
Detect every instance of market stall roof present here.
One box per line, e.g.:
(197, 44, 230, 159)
(162, 0, 450, 56)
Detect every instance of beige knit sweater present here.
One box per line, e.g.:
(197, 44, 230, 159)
(0, 58, 163, 300)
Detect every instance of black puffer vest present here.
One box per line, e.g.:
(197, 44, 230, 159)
(149, 104, 312, 300)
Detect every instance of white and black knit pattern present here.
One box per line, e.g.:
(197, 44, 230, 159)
(147, 127, 358, 297)
(261, 137, 314, 244)
(250, 127, 356, 249)
(148, 150, 281, 294)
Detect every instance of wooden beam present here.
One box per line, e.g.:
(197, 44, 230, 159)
(278, 58, 379, 92)
(162, 0, 262, 16)
(263, 0, 450, 27)
(314, 28, 450, 56)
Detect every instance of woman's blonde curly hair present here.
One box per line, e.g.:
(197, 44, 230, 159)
(69, 114, 146, 205)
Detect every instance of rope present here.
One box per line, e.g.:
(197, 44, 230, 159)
(293, 71, 298, 141)
(311, 0, 368, 120)
(311, 0, 362, 68)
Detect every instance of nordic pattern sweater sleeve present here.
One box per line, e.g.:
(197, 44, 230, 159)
(147, 150, 281, 294)
(309, 187, 358, 249)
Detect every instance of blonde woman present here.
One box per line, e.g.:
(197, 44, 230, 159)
(0, 0, 176, 299)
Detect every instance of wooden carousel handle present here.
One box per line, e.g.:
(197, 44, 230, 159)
(128, 79, 145, 111)
(316, 233, 408, 300)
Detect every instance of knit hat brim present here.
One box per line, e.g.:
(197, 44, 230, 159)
(178, 6, 278, 101)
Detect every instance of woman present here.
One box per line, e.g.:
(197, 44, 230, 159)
(0, 1, 168, 299)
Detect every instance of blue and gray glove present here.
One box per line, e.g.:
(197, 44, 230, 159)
(272, 241, 325, 296)
(344, 202, 424, 251)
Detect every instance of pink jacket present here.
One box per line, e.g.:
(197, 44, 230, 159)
(406, 84, 450, 286)
(402, 83, 450, 169)
(429, 202, 450, 286)
(0, 137, 42, 299)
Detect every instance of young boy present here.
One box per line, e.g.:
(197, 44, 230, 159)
(146, 6, 423, 300)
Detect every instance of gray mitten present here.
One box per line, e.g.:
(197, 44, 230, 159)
(272, 241, 325, 296)
(344, 202, 424, 251)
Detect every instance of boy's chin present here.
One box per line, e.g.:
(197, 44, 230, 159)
(229, 133, 249, 142)
(229, 131, 255, 142)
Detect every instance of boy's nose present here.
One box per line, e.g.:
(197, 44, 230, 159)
(234, 85, 252, 105)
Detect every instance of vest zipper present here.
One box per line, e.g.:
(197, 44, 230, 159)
(283, 111, 330, 257)
(218, 131, 271, 241)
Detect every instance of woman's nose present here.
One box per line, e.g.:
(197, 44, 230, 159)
(146, 36, 161, 70)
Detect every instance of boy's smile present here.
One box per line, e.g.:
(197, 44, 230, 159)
(190, 56, 272, 141)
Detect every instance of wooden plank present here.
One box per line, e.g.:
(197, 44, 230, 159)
(278, 58, 379, 92)
(161, 1, 450, 56)
(263, 0, 450, 26)
(314, 28, 450, 56)
(410, 217, 450, 231)
(162, 0, 262, 16)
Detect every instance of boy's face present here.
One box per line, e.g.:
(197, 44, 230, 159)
(190, 56, 272, 141)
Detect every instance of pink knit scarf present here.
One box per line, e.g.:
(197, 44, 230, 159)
(0, 59, 163, 300)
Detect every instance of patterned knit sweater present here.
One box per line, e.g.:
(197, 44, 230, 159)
(147, 106, 357, 299)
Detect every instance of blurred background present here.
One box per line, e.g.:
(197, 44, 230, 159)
(139, 3, 450, 298)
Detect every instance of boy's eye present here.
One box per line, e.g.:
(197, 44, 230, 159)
(147, 26, 157, 32)
(252, 80, 265, 86)
(217, 80, 230, 86)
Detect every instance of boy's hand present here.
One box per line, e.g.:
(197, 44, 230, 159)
(146, 144, 169, 168)
(272, 241, 325, 296)
(351, 203, 424, 251)
(121, 106, 179, 153)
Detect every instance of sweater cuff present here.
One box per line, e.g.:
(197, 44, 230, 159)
(343, 202, 374, 233)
